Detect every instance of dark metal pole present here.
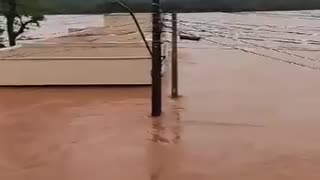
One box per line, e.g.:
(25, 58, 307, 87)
(171, 13, 178, 98)
(152, 0, 162, 117)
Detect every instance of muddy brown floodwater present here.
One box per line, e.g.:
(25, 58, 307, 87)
(1, 46, 320, 180)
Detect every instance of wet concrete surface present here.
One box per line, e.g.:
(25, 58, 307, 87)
(1, 47, 320, 179)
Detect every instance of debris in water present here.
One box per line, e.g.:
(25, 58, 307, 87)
(180, 34, 201, 41)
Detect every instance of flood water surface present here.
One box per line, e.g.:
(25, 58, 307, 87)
(1, 11, 320, 180)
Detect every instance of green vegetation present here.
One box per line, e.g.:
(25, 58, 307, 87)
(0, 0, 44, 46)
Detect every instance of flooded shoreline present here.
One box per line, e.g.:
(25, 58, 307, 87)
(1, 10, 320, 46)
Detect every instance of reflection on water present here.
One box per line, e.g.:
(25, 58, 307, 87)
(148, 102, 182, 180)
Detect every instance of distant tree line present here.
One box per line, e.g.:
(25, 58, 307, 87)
(161, 0, 320, 12)
(9, 0, 320, 14)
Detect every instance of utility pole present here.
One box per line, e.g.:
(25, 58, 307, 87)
(171, 13, 178, 98)
(151, 0, 162, 117)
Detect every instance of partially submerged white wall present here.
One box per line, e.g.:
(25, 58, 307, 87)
(0, 58, 151, 86)
(0, 13, 170, 86)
